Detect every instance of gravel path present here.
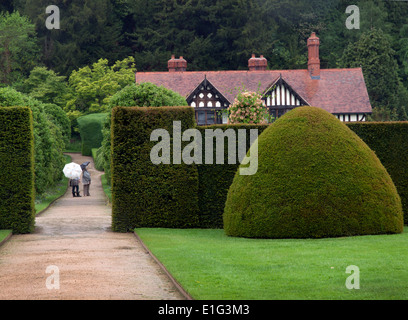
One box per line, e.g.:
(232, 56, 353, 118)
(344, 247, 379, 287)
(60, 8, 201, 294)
(0, 153, 184, 300)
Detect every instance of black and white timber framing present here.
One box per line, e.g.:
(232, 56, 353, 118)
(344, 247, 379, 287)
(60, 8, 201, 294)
(187, 75, 368, 125)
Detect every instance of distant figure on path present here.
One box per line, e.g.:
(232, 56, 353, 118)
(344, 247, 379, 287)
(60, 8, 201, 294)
(82, 165, 91, 196)
(69, 177, 81, 197)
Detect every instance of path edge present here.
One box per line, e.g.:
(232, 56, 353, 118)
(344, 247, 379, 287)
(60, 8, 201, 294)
(36, 152, 74, 217)
(133, 232, 194, 301)
(36, 181, 70, 217)
(0, 230, 13, 248)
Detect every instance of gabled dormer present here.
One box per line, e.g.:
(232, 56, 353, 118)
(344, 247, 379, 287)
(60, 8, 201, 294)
(263, 75, 309, 119)
(186, 76, 230, 125)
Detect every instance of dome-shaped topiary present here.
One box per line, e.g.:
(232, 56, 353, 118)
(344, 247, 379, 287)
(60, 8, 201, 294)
(223, 106, 404, 238)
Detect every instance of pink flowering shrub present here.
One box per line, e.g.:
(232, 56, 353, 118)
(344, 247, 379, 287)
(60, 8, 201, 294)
(227, 91, 268, 124)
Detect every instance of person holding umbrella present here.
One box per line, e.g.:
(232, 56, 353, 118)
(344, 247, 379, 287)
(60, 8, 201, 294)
(81, 162, 91, 196)
(63, 162, 82, 197)
(69, 177, 81, 197)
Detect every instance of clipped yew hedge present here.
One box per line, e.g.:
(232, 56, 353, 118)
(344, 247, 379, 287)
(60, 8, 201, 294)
(0, 87, 68, 194)
(347, 122, 408, 224)
(199, 121, 408, 228)
(97, 82, 189, 186)
(0, 107, 35, 234)
(224, 107, 404, 238)
(111, 106, 199, 232)
(110, 105, 408, 232)
(196, 124, 268, 228)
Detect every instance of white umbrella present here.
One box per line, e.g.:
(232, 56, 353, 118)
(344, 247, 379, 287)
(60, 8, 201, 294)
(63, 162, 82, 179)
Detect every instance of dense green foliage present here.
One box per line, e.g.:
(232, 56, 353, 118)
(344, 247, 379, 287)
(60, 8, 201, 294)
(340, 28, 408, 120)
(0, 87, 69, 194)
(111, 106, 199, 232)
(92, 148, 104, 172)
(108, 82, 188, 108)
(0, 11, 39, 85)
(0, 107, 35, 234)
(224, 107, 404, 238)
(96, 82, 188, 185)
(1, 1, 407, 120)
(196, 124, 268, 228)
(15, 66, 70, 108)
(42, 103, 71, 147)
(77, 113, 108, 156)
(62, 56, 136, 136)
(65, 57, 136, 115)
(347, 122, 408, 224)
(13, 0, 131, 76)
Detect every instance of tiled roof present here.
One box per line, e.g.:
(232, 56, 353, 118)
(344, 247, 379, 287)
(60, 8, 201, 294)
(135, 68, 372, 114)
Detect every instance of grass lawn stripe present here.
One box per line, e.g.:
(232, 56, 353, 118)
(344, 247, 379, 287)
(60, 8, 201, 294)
(135, 227, 408, 300)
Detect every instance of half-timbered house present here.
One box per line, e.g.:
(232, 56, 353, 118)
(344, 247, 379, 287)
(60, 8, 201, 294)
(135, 33, 372, 125)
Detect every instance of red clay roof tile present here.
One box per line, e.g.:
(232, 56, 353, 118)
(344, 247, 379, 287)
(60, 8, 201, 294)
(135, 68, 372, 114)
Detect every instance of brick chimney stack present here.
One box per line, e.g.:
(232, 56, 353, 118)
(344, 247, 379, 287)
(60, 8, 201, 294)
(307, 32, 320, 79)
(248, 54, 267, 71)
(168, 55, 187, 72)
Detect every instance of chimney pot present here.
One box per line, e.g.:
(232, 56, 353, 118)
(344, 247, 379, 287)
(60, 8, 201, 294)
(168, 55, 187, 72)
(248, 54, 267, 71)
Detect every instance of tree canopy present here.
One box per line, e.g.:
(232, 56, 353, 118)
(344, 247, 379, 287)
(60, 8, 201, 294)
(65, 56, 136, 115)
(0, 11, 39, 84)
(1, 0, 408, 120)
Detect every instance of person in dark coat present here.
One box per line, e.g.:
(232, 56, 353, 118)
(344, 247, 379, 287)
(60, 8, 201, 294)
(82, 166, 91, 196)
(69, 177, 81, 197)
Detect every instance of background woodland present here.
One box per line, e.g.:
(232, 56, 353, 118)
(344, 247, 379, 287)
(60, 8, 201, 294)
(1, 0, 408, 121)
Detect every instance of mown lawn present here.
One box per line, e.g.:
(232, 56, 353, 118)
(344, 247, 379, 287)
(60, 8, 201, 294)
(136, 227, 408, 300)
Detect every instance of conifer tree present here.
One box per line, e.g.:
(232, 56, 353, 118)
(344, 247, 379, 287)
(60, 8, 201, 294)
(340, 28, 407, 120)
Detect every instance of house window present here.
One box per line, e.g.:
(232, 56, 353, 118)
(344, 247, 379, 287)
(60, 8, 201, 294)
(197, 111, 206, 125)
(195, 110, 223, 125)
(207, 111, 215, 124)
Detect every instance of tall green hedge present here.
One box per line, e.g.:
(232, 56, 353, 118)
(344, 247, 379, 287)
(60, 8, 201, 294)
(111, 106, 199, 232)
(77, 113, 108, 156)
(0, 87, 68, 194)
(110, 106, 408, 231)
(199, 122, 408, 228)
(196, 124, 268, 228)
(97, 82, 188, 186)
(347, 122, 408, 224)
(0, 107, 35, 234)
